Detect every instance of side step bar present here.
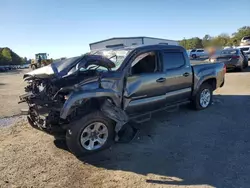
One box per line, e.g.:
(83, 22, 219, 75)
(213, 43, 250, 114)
(130, 101, 190, 123)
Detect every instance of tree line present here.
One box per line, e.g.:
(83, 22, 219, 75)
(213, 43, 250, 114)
(179, 26, 250, 49)
(0, 47, 25, 65)
(1, 26, 249, 65)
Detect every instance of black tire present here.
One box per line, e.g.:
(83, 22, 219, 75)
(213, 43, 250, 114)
(244, 60, 248, 68)
(237, 65, 243, 72)
(192, 54, 197, 59)
(192, 83, 213, 110)
(66, 111, 115, 156)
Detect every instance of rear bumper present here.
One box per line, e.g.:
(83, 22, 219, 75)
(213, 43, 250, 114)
(225, 64, 237, 70)
(225, 62, 242, 70)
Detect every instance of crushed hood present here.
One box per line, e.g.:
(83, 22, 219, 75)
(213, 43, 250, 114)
(24, 65, 56, 80)
(24, 55, 116, 80)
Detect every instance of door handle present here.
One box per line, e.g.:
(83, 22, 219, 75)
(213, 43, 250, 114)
(183, 72, 190, 77)
(156, 78, 166, 83)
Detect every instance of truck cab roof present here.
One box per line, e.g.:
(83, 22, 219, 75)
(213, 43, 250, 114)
(124, 44, 185, 51)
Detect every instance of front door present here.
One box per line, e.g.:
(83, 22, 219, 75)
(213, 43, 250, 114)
(123, 51, 166, 115)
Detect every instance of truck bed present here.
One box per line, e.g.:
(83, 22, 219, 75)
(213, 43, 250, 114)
(191, 60, 225, 92)
(190, 59, 210, 65)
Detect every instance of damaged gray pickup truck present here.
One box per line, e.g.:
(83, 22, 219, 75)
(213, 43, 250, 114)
(19, 45, 225, 156)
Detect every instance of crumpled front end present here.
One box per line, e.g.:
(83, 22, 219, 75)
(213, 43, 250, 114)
(19, 66, 104, 135)
(19, 77, 68, 134)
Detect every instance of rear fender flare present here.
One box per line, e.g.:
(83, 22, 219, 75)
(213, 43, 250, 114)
(193, 74, 216, 97)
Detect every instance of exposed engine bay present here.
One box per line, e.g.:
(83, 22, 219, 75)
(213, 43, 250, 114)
(21, 70, 101, 133)
(19, 54, 119, 134)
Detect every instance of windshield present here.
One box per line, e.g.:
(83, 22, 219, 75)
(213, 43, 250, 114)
(52, 56, 80, 72)
(36, 54, 47, 60)
(91, 49, 131, 70)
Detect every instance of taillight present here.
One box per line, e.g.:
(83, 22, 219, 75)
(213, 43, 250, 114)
(210, 58, 216, 62)
(231, 55, 240, 59)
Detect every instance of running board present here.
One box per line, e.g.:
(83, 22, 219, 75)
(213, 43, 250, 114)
(130, 101, 190, 123)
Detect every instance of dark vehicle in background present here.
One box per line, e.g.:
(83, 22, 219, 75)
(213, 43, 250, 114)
(0, 66, 8, 72)
(19, 45, 225, 156)
(210, 49, 248, 71)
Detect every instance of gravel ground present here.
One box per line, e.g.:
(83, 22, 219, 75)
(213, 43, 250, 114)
(0, 70, 28, 118)
(1, 67, 250, 188)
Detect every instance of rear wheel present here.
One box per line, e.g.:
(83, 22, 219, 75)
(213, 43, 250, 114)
(192, 83, 213, 110)
(66, 111, 115, 156)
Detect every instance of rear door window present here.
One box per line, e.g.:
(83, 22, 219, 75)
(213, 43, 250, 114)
(162, 52, 185, 70)
(191, 49, 196, 52)
(196, 50, 204, 52)
(221, 50, 238, 55)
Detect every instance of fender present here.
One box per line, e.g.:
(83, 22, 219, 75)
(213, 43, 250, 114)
(101, 99, 129, 141)
(193, 71, 217, 96)
(60, 88, 120, 119)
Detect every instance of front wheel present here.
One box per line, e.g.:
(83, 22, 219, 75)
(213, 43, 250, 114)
(192, 83, 213, 110)
(66, 111, 115, 156)
(192, 54, 197, 59)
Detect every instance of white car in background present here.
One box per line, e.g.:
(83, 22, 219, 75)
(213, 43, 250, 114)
(190, 49, 209, 59)
(240, 36, 250, 46)
(237, 46, 250, 60)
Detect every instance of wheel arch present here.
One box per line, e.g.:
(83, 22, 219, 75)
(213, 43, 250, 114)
(60, 91, 129, 137)
(193, 76, 217, 97)
(60, 90, 120, 120)
(202, 78, 217, 90)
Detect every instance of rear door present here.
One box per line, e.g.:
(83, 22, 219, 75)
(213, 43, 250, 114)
(239, 47, 250, 59)
(239, 49, 248, 67)
(160, 49, 193, 104)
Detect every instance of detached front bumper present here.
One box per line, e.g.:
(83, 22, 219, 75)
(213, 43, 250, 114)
(19, 93, 65, 135)
(18, 92, 33, 104)
(27, 106, 65, 135)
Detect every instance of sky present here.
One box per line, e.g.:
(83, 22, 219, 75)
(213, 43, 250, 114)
(0, 0, 250, 59)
